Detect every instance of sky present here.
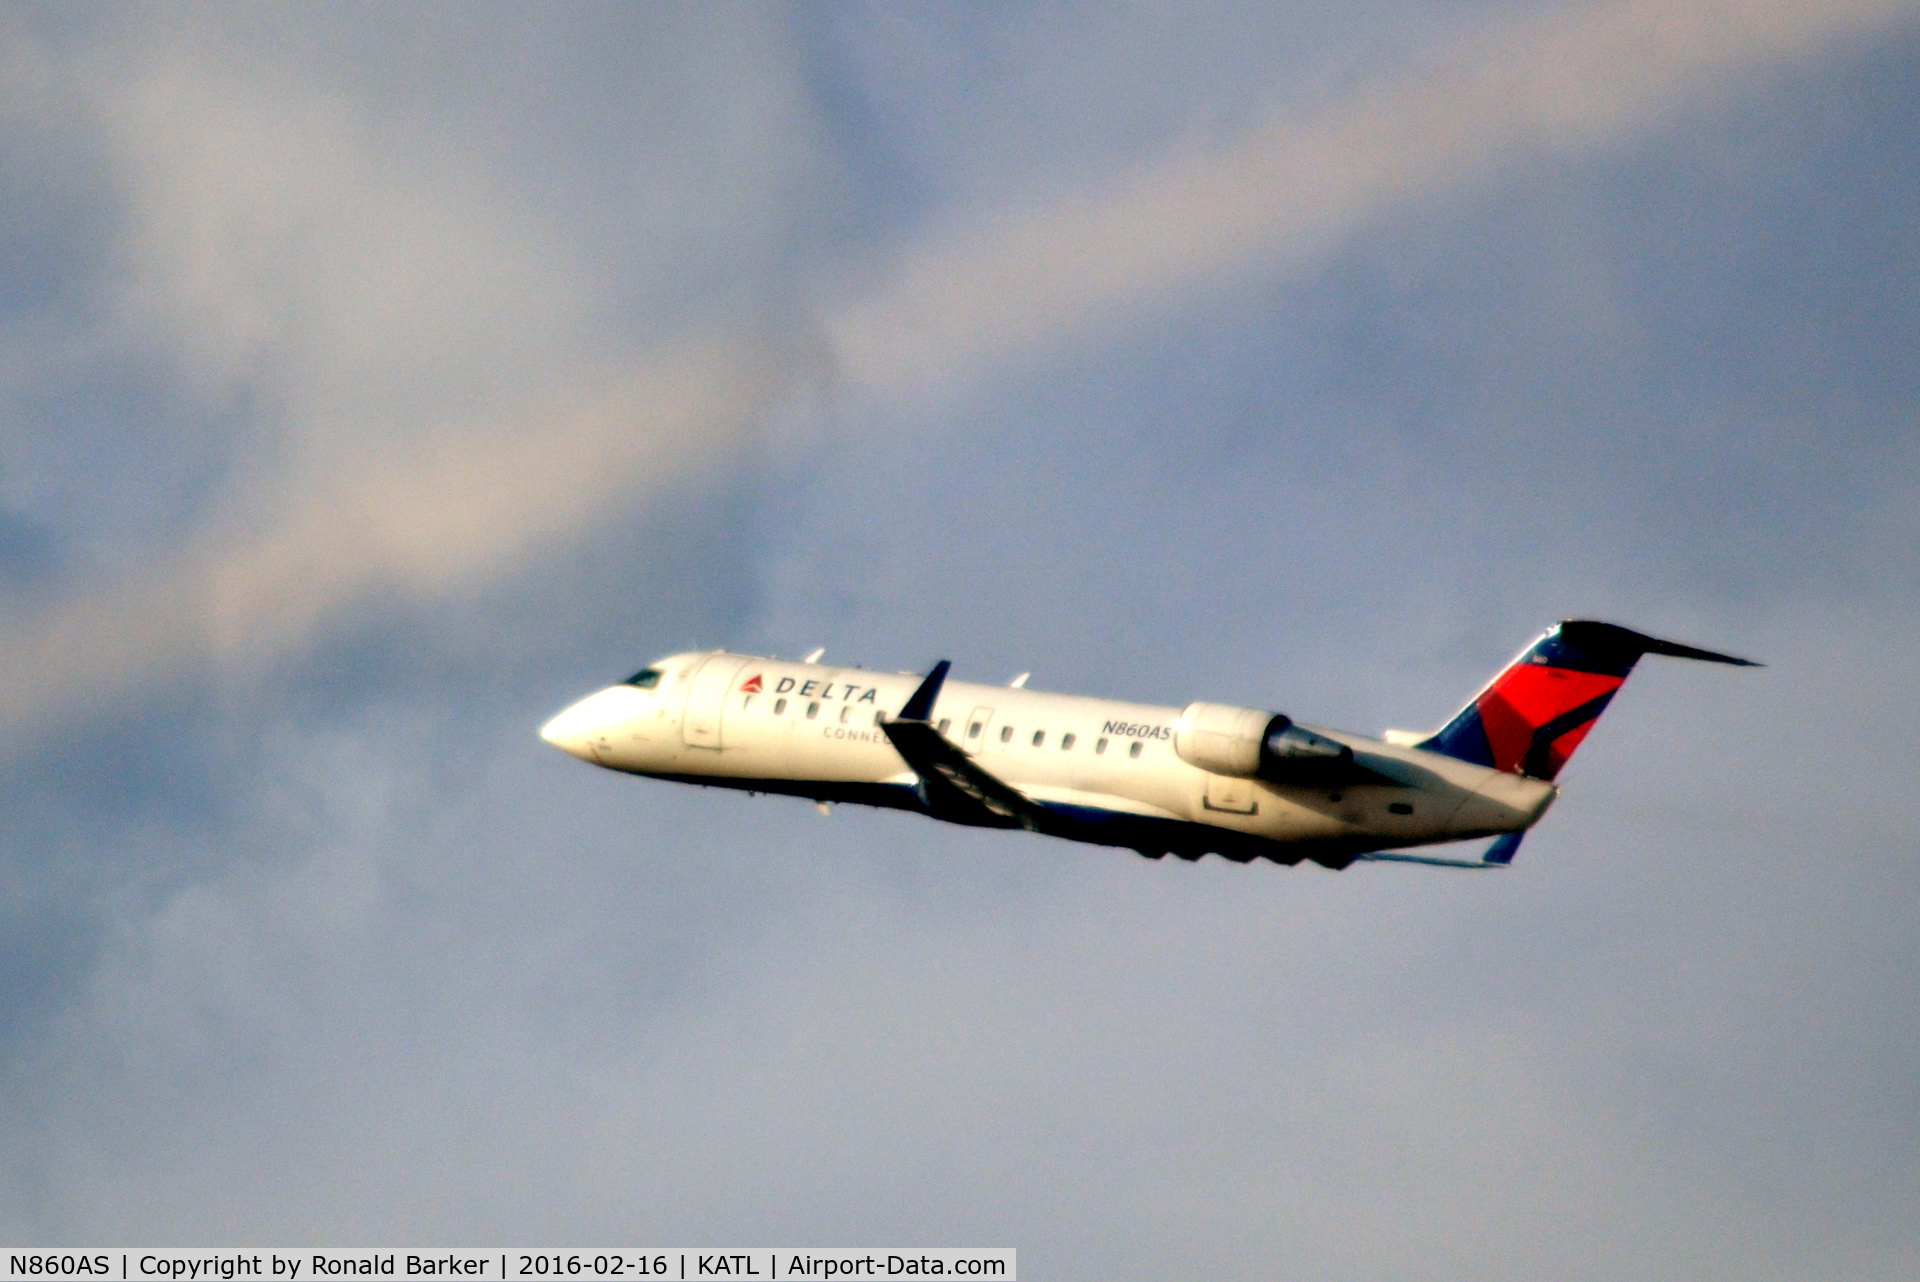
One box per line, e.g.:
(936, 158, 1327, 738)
(1, 0, 1917, 1275)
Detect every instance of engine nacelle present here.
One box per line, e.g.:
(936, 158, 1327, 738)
(1173, 702, 1353, 782)
(1173, 702, 1268, 775)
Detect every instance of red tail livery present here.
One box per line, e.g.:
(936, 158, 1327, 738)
(1420, 620, 1757, 781)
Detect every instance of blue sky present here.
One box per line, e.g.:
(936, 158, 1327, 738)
(2, 3, 1917, 1276)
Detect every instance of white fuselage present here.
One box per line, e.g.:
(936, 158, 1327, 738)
(540, 651, 1557, 865)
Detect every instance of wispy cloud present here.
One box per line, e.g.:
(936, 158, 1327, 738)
(0, 339, 789, 729)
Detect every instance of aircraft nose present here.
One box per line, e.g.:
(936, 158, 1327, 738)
(539, 699, 599, 762)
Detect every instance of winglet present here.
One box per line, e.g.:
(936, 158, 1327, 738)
(898, 660, 951, 723)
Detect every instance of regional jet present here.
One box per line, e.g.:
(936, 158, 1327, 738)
(539, 620, 1755, 868)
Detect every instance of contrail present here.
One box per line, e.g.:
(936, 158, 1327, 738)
(830, 0, 1917, 395)
(0, 0, 1912, 743)
(0, 339, 792, 737)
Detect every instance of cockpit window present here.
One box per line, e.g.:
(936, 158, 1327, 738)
(625, 668, 663, 689)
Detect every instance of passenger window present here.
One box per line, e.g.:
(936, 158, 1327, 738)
(1000, 725, 1013, 743)
(840, 706, 851, 724)
(1129, 741, 1142, 758)
(938, 718, 951, 735)
(1032, 730, 1045, 747)
(625, 668, 663, 688)
(1389, 802, 1414, 816)
(1061, 733, 1076, 750)
(968, 721, 982, 738)
(775, 698, 787, 715)
(1096, 737, 1108, 754)
(807, 702, 820, 720)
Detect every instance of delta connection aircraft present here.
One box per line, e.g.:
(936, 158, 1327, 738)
(539, 620, 1756, 868)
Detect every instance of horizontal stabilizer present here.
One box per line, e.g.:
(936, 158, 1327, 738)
(1483, 831, 1524, 864)
(1557, 620, 1760, 668)
(1358, 850, 1507, 869)
(1358, 830, 1524, 868)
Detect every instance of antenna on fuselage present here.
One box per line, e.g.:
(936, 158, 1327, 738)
(1009, 672, 1030, 688)
(804, 648, 826, 664)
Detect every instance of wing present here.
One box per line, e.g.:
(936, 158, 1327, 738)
(882, 719, 1048, 830)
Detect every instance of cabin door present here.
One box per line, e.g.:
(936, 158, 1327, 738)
(682, 654, 750, 748)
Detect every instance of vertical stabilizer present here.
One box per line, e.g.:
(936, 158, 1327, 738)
(1420, 620, 1757, 781)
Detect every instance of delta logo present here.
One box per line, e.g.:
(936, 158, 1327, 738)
(740, 672, 880, 703)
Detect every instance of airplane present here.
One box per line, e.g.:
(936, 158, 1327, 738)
(538, 620, 1756, 869)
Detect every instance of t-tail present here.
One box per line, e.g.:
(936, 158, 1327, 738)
(1421, 619, 1759, 783)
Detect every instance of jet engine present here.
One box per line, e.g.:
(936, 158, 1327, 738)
(1173, 702, 1353, 783)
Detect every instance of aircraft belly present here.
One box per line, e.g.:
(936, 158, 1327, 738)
(1014, 785, 1183, 823)
(1024, 760, 1356, 846)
